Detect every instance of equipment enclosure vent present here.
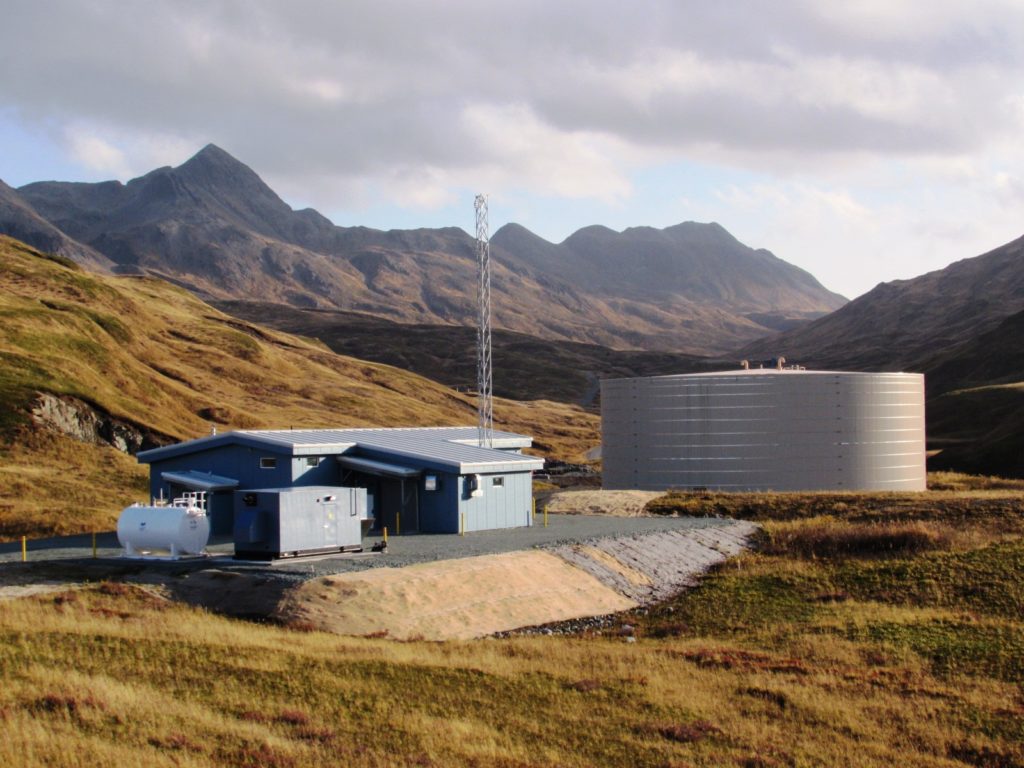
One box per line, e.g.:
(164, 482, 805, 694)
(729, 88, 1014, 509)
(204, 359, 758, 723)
(601, 370, 926, 492)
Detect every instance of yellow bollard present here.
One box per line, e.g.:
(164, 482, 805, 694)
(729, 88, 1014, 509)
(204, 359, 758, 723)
(21, 535, 27, 562)
(460, 512, 465, 537)
(396, 512, 401, 536)
(544, 505, 548, 528)
(92, 531, 97, 559)
(383, 526, 388, 545)
(532, 498, 536, 523)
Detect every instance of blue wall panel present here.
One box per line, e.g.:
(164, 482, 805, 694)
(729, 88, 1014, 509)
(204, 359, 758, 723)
(458, 473, 532, 532)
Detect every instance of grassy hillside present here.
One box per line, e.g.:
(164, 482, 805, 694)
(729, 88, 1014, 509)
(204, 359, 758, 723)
(214, 300, 723, 406)
(0, 236, 598, 538)
(919, 309, 1024, 396)
(926, 382, 1024, 478)
(737, 233, 1024, 374)
(1, 481, 1021, 766)
(11, 146, 843, 356)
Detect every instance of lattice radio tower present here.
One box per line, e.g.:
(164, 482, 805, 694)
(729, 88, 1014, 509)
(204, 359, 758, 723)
(474, 193, 493, 449)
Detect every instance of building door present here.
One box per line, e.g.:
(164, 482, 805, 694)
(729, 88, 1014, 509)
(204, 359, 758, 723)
(207, 491, 234, 537)
(400, 478, 419, 533)
(378, 478, 419, 534)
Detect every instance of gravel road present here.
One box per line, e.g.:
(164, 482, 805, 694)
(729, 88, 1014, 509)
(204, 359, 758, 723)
(0, 514, 738, 586)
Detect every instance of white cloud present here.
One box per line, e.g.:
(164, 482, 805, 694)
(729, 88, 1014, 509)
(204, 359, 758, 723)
(381, 166, 460, 210)
(64, 129, 131, 177)
(2, 0, 1023, 296)
(61, 123, 198, 181)
(287, 77, 350, 105)
(994, 171, 1024, 204)
(460, 103, 633, 202)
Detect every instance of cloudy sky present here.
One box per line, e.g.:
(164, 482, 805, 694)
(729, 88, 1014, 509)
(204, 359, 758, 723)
(2, 0, 1023, 298)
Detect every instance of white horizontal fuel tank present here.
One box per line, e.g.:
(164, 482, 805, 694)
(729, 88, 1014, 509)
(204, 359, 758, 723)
(117, 492, 210, 557)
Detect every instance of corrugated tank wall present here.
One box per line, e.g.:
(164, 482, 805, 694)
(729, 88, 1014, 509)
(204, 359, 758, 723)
(601, 370, 926, 492)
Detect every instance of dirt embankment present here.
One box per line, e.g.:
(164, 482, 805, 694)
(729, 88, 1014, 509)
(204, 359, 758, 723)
(274, 551, 634, 640)
(273, 521, 758, 640)
(542, 490, 663, 517)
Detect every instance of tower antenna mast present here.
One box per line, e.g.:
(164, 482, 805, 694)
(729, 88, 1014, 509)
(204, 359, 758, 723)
(474, 194, 493, 449)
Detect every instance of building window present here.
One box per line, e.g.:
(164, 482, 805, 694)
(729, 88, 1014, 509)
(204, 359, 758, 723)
(492, 477, 505, 488)
(306, 457, 321, 467)
(260, 457, 277, 469)
(424, 475, 438, 491)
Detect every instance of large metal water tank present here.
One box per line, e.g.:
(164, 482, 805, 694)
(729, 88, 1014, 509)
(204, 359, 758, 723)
(602, 369, 927, 492)
(117, 493, 210, 557)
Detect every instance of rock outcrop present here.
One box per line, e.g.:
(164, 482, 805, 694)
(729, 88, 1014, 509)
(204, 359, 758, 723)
(29, 393, 168, 454)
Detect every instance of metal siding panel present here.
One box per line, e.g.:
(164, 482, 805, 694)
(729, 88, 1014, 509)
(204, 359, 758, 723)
(603, 370, 925, 492)
(292, 456, 342, 486)
(419, 471, 459, 533)
(455, 472, 532, 532)
(515, 473, 531, 527)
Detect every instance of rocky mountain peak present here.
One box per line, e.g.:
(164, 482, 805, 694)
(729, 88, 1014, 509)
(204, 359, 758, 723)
(177, 143, 264, 186)
(2, 144, 850, 354)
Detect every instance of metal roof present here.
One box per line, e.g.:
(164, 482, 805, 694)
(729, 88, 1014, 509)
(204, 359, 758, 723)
(603, 368, 921, 384)
(336, 455, 421, 479)
(139, 426, 543, 474)
(160, 470, 240, 491)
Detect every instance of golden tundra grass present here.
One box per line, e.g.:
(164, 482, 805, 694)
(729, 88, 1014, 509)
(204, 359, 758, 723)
(1, 475, 1022, 767)
(0, 236, 598, 539)
(1, 580, 1018, 768)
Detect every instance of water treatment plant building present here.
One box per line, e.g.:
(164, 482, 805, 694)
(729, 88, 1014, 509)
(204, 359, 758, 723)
(138, 427, 543, 537)
(602, 369, 926, 492)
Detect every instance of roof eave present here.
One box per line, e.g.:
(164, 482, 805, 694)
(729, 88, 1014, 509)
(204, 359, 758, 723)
(459, 459, 545, 473)
(448, 436, 534, 449)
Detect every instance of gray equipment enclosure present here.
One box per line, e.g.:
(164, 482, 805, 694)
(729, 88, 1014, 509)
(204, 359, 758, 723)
(233, 486, 366, 560)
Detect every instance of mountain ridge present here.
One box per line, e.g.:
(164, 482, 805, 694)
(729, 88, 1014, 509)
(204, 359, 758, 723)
(0, 179, 114, 272)
(4, 144, 845, 355)
(736, 233, 1024, 376)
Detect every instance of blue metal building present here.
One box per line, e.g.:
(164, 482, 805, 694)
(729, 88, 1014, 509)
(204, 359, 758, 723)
(137, 427, 543, 536)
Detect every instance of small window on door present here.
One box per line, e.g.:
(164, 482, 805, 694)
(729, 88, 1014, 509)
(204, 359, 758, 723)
(492, 477, 504, 488)
(306, 457, 321, 467)
(259, 457, 277, 469)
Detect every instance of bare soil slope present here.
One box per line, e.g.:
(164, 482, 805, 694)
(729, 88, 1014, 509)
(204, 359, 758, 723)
(276, 551, 633, 640)
(274, 522, 757, 640)
(543, 490, 664, 517)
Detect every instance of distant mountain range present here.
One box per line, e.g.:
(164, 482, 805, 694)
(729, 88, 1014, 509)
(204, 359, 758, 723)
(0, 144, 845, 355)
(906, 303, 1024, 478)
